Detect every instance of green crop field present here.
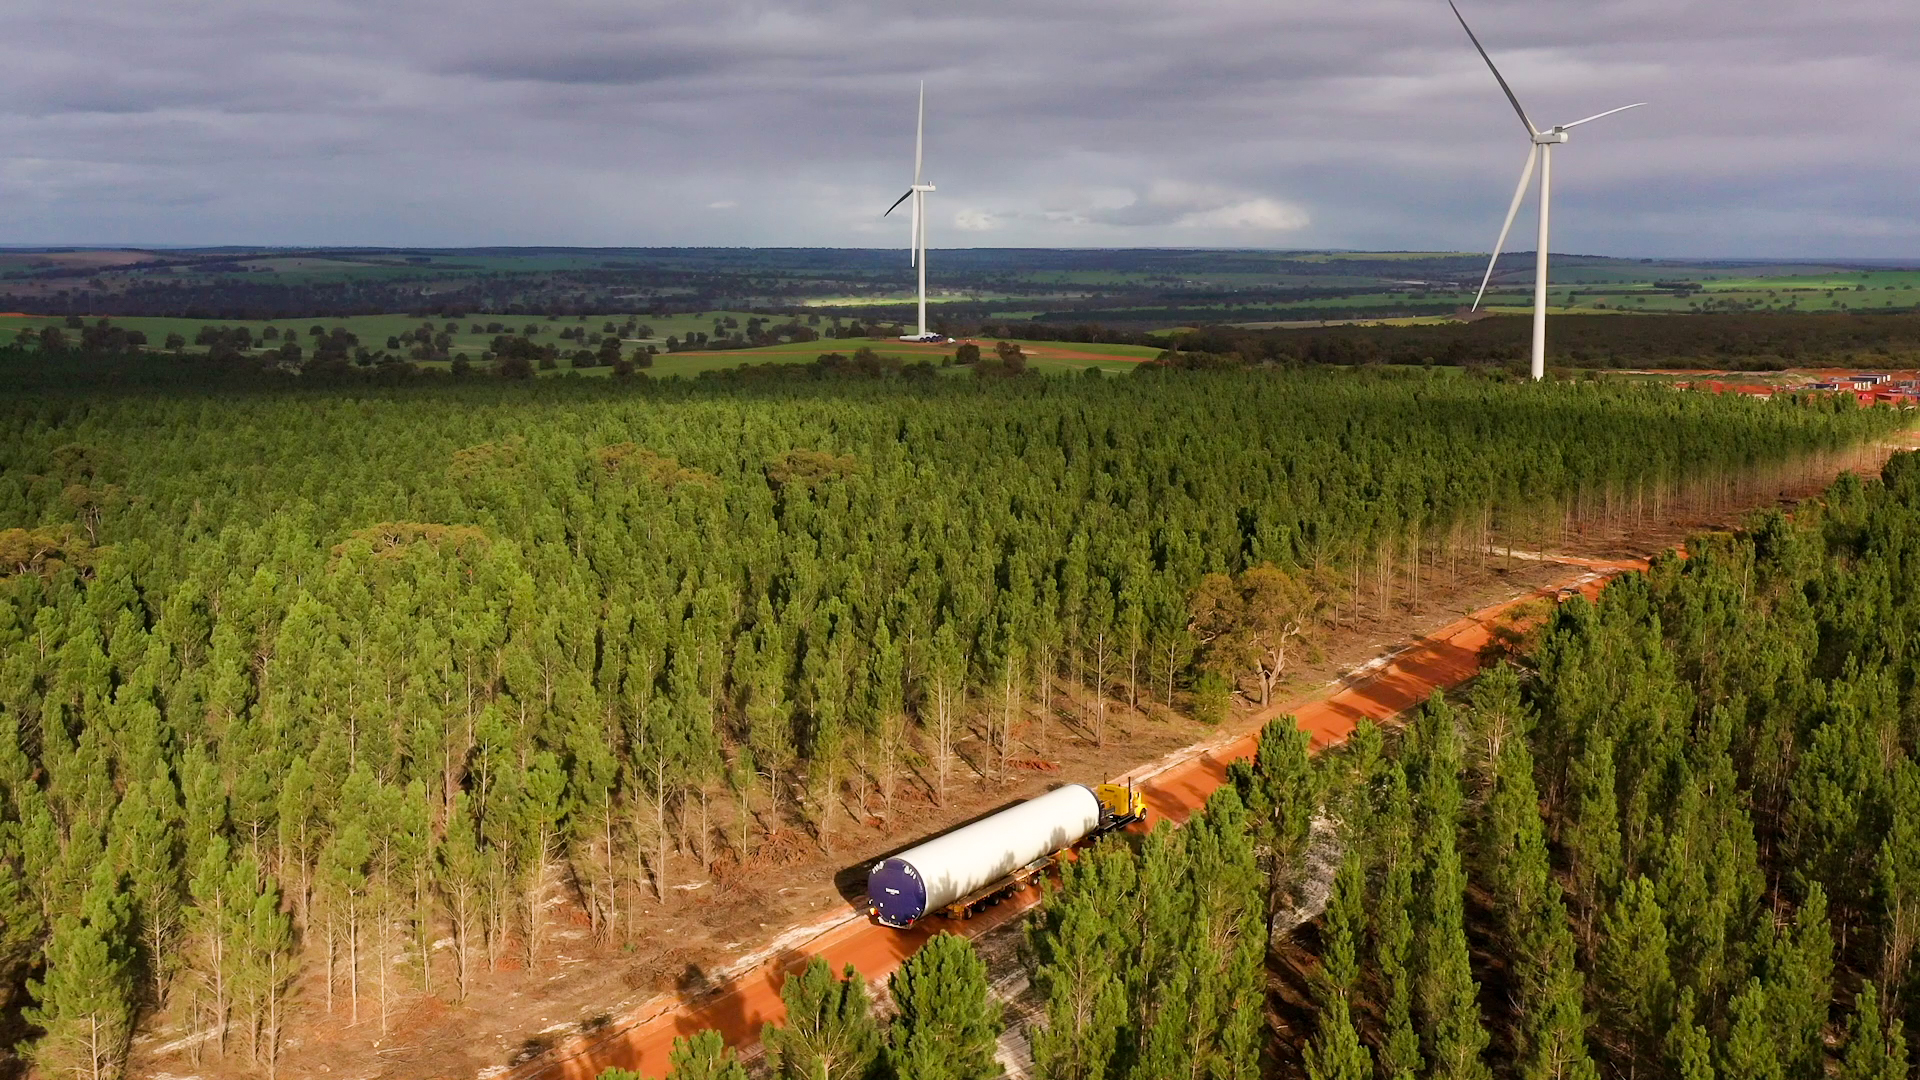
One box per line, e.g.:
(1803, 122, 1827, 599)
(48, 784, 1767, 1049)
(1472, 268, 1920, 316)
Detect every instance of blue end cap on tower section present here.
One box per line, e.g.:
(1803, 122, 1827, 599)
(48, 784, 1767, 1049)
(867, 858, 927, 927)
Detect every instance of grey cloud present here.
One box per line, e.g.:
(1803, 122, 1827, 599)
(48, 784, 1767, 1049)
(0, 0, 1913, 254)
(446, 50, 722, 87)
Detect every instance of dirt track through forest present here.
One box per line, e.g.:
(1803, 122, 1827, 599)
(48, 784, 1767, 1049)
(506, 554, 1642, 1080)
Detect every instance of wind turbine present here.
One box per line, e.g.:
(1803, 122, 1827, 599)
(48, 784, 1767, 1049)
(1450, 0, 1643, 380)
(883, 82, 939, 342)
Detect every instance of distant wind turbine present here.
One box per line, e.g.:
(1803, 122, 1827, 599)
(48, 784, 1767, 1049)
(883, 82, 941, 342)
(1450, 0, 1644, 380)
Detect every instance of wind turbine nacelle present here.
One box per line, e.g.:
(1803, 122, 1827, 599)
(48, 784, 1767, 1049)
(913, 184, 937, 192)
(1534, 130, 1571, 145)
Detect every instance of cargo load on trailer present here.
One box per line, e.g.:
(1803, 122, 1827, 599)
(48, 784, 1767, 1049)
(865, 783, 1146, 928)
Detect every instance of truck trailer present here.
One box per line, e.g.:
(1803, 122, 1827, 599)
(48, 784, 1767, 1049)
(865, 783, 1146, 928)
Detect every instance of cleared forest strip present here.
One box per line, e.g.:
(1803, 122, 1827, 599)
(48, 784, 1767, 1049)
(508, 555, 1638, 1080)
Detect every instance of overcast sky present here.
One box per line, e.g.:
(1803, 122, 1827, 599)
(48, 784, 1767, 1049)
(2, 0, 1915, 257)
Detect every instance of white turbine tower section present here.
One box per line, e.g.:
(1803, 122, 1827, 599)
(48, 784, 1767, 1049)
(1451, 1, 1643, 381)
(883, 83, 938, 341)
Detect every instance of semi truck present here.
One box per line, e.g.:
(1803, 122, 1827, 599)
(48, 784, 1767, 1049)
(865, 783, 1147, 928)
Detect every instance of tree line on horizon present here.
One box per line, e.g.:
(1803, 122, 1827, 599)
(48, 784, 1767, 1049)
(1158, 314, 1920, 372)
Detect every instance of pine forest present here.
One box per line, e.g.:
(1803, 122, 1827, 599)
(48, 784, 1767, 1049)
(1022, 452, 1920, 1080)
(0, 367, 1903, 1077)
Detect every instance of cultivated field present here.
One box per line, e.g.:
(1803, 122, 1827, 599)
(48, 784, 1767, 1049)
(8, 247, 1914, 329)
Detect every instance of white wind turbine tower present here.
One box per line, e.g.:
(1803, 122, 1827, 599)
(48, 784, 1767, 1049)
(1450, 0, 1643, 380)
(883, 82, 939, 342)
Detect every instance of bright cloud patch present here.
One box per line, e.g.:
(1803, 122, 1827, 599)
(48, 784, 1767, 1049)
(1174, 197, 1311, 231)
(952, 208, 999, 232)
(1079, 181, 1311, 232)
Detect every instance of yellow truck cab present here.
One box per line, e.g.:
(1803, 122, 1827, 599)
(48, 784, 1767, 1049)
(1092, 782, 1148, 827)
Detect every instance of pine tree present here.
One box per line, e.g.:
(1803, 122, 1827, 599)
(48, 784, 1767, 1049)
(1321, 851, 1363, 994)
(1132, 955, 1192, 1080)
(1479, 737, 1551, 977)
(106, 763, 184, 1002)
(1562, 730, 1622, 949)
(670, 1029, 750, 1080)
(24, 869, 137, 1080)
(0, 819, 43, 997)
(185, 835, 245, 1050)
(239, 876, 295, 1077)
(1665, 989, 1715, 1080)
(393, 779, 435, 996)
(1323, 719, 1383, 844)
(633, 692, 692, 903)
(1520, 958, 1598, 1080)
(516, 749, 570, 968)
(924, 622, 966, 805)
(1594, 876, 1672, 1075)
(1407, 695, 1486, 1080)
(566, 714, 622, 940)
(1211, 913, 1266, 1080)
(318, 811, 375, 1023)
(438, 791, 485, 998)
(1026, 842, 1133, 1080)
(885, 933, 1002, 1080)
(1129, 824, 1189, 1076)
(1764, 884, 1834, 1080)
(1477, 729, 1597, 1080)
(1463, 663, 1530, 789)
(1303, 853, 1371, 1080)
(1371, 762, 1422, 1080)
(1720, 978, 1783, 1080)
(1174, 787, 1266, 1080)
(1876, 758, 1920, 1005)
(1248, 717, 1316, 939)
(1418, 833, 1491, 1080)
(763, 956, 881, 1080)
(1839, 982, 1909, 1080)
(1407, 694, 1464, 862)
(1786, 698, 1889, 920)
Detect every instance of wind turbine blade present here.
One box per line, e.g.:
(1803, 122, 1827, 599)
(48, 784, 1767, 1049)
(884, 189, 914, 217)
(914, 81, 925, 183)
(1449, 0, 1537, 136)
(1557, 102, 1647, 130)
(1473, 145, 1539, 311)
(910, 194, 919, 267)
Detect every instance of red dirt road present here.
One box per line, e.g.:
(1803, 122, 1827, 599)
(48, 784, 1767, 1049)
(511, 560, 1638, 1080)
